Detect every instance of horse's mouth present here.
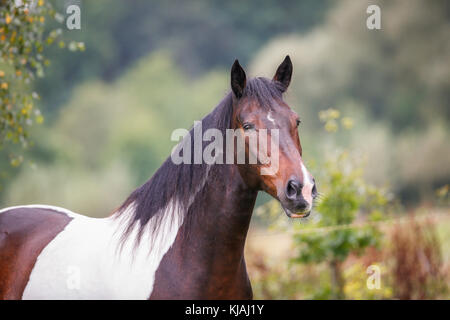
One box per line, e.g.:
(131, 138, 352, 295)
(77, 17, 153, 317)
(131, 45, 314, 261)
(281, 205, 311, 219)
(288, 211, 310, 218)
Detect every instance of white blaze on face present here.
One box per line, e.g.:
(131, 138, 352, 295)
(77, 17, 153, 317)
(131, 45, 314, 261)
(301, 162, 314, 209)
(267, 111, 275, 125)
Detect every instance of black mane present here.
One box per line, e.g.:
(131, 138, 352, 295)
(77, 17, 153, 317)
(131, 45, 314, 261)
(116, 77, 284, 243)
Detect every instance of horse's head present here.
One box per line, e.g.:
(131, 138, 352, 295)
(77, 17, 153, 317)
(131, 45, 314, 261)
(230, 56, 317, 218)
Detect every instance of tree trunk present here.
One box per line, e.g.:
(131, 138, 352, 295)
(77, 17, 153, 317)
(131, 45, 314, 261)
(330, 260, 345, 299)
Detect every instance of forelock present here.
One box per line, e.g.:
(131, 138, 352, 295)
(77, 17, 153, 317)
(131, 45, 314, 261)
(243, 77, 284, 109)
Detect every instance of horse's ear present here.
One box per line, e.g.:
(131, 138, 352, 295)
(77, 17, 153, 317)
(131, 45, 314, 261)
(273, 55, 293, 91)
(231, 59, 246, 99)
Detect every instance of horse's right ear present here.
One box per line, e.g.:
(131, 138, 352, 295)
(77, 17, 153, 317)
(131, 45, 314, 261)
(231, 59, 246, 99)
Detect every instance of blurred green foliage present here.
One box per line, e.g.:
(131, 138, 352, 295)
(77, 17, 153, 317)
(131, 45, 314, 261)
(267, 110, 388, 299)
(251, 110, 447, 300)
(292, 147, 386, 298)
(1, 0, 449, 209)
(0, 0, 82, 169)
(251, 0, 450, 204)
(38, 0, 331, 113)
(2, 52, 228, 214)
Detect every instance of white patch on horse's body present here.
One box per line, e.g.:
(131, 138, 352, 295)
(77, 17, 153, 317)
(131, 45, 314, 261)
(3, 203, 184, 299)
(301, 163, 314, 209)
(267, 111, 275, 125)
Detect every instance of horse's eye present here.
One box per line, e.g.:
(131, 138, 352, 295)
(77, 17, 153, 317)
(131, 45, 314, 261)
(296, 119, 301, 127)
(242, 123, 255, 131)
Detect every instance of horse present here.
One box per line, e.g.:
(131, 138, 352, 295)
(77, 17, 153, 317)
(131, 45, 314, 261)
(0, 56, 317, 299)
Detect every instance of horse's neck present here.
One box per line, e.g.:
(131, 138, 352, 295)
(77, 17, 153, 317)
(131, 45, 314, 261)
(188, 164, 257, 250)
(150, 164, 258, 299)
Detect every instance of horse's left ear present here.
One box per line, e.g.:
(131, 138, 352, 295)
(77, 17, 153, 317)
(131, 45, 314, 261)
(273, 55, 293, 91)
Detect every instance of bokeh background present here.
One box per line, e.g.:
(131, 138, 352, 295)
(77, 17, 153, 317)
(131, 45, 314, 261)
(1, 0, 449, 299)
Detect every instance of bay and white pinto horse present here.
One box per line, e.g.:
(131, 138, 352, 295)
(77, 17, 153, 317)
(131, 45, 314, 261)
(0, 56, 316, 299)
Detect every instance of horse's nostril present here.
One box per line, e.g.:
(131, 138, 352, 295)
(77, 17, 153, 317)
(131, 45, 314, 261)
(312, 183, 318, 199)
(286, 180, 302, 200)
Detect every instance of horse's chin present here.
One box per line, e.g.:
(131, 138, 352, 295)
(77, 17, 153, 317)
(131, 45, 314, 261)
(281, 205, 311, 219)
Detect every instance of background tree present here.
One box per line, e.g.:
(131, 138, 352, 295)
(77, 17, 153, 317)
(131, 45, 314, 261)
(0, 0, 82, 169)
(291, 110, 388, 299)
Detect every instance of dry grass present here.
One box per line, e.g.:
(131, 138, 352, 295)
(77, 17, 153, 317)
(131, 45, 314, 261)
(245, 207, 450, 299)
